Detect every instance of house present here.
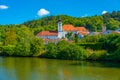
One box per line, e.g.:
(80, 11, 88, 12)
(36, 19, 89, 43)
(36, 31, 58, 39)
(115, 28, 120, 33)
(103, 30, 113, 34)
(89, 32, 102, 35)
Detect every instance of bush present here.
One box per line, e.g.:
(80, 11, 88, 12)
(87, 50, 107, 61)
(14, 43, 31, 56)
(31, 38, 44, 56)
(77, 42, 103, 50)
(57, 44, 87, 60)
(43, 40, 88, 60)
(108, 46, 120, 61)
(1, 45, 15, 56)
(0, 42, 2, 46)
(43, 43, 58, 59)
(104, 33, 120, 53)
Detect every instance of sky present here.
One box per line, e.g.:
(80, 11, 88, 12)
(0, 0, 120, 24)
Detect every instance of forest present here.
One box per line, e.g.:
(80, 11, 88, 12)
(0, 11, 120, 61)
(0, 11, 120, 35)
(23, 10, 120, 34)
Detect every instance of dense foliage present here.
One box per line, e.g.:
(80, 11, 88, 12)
(0, 26, 44, 56)
(1, 11, 120, 35)
(41, 33, 120, 61)
(23, 11, 120, 33)
(78, 33, 120, 61)
(41, 40, 87, 60)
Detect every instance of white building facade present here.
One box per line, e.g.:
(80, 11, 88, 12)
(36, 19, 89, 40)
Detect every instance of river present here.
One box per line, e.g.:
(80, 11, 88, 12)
(0, 57, 120, 80)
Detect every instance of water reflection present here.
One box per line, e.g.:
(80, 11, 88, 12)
(70, 61, 120, 68)
(0, 57, 120, 80)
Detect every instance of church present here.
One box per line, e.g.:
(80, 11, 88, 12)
(36, 19, 89, 43)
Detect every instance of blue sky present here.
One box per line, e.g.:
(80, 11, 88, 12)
(0, 0, 120, 24)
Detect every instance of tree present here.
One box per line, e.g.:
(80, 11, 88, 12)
(1, 45, 15, 56)
(31, 38, 44, 56)
(106, 18, 120, 30)
(57, 43, 87, 60)
(3, 28, 17, 46)
(65, 32, 72, 40)
(44, 43, 57, 58)
(15, 26, 34, 56)
(74, 34, 79, 43)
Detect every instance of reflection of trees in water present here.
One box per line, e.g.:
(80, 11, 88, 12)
(2, 57, 48, 80)
(70, 61, 120, 68)
(1, 58, 120, 80)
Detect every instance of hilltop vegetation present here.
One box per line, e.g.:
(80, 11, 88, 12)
(0, 11, 120, 35)
(23, 11, 120, 33)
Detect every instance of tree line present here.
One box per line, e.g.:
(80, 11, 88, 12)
(23, 11, 120, 33)
(0, 25, 120, 61)
(1, 11, 120, 35)
(41, 33, 120, 61)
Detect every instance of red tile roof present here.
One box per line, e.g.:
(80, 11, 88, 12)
(75, 27, 88, 32)
(62, 25, 89, 35)
(36, 31, 58, 36)
(75, 27, 89, 35)
(62, 24, 76, 31)
(36, 25, 89, 37)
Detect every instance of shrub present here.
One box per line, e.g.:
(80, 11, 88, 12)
(88, 50, 107, 61)
(57, 44, 87, 60)
(43, 43, 58, 59)
(1, 45, 15, 56)
(77, 42, 103, 50)
(109, 46, 120, 61)
(31, 38, 44, 56)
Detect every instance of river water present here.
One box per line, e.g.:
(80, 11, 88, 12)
(0, 57, 120, 80)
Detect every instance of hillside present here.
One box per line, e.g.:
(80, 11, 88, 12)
(23, 11, 120, 32)
(0, 11, 120, 35)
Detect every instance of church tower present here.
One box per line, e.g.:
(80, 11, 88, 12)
(58, 19, 62, 32)
(58, 19, 65, 38)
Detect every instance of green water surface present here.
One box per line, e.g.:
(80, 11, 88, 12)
(0, 57, 120, 80)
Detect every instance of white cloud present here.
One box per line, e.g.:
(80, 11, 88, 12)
(0, 5, 8, 9)
(37, 8, 50, 16)
(81, 14, 88, 17)
(102, 10, 108, 14)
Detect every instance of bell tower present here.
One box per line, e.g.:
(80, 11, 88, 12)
(58, 19, 62, 32)
(58, 19, 65, 38)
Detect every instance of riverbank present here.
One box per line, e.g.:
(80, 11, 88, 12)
(39, 33, 120, 62)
